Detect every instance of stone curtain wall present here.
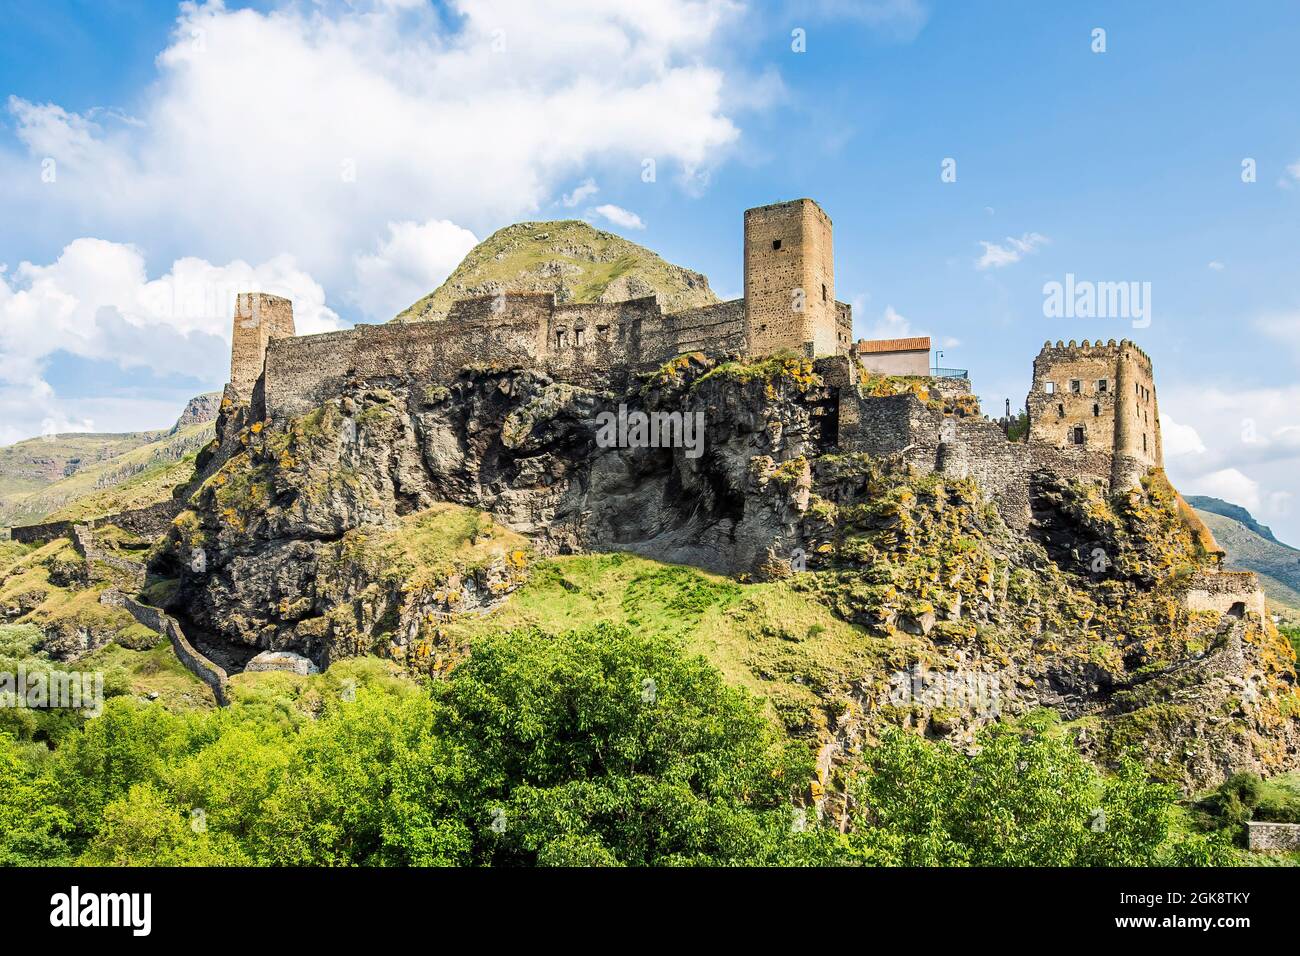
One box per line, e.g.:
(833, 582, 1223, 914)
(9, 499, 183, 543)
(121, 595, 229, 706)
(263, 294, 751, 420)
(840, 389, 1115, 529)
(1247, 822, 1300, 852)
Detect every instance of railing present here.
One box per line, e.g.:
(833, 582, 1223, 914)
(931, 367, 968, 379)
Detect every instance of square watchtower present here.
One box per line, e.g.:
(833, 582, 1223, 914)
(743, 199, 840, 358)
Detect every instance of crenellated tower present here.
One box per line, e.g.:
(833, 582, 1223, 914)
(1026, 338, 1162, 490)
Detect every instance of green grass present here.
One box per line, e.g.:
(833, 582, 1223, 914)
(442, 551, 909, 736)
(394, 219, 718, 321)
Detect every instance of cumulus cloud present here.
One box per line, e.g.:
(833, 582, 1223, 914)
(0, 0, 749, 298)
(0, 238, 340, 442)
(562, 179, 599, 208)
(975, 232, 1049, 270)
(1191, 468, 1261, 512)
(1160, 413, 1207, 458)
(590, 204, 646, 230)
(353, 219, 479, 319)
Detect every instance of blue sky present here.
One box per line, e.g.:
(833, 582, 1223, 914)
(1, 0, 1298, 541)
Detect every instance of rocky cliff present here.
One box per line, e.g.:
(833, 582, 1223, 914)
(150, 354, 1300, 791)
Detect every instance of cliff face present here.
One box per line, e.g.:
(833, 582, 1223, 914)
(153, 355, 1300, 790)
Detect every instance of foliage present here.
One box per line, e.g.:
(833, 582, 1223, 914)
(843, 713, 1233, 866)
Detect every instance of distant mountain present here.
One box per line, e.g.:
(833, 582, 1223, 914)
(1186, 495, 1284, 545)
(0, 393, 219, 527)
(1191, 499, 1300, 612)
(393, 219, 719, 322)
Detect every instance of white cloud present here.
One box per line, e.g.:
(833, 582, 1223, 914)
(975, 232, 1049, 270)
(1192, 468, 1261, 512)
(1258, 311, 1300, 359)
(800, 0, 929, 41)
(1279, 160, 1300, 189)
(591, 204, 646, 230)
(0, 238, 340, 442)
(865, 304, 914, 339)
(353, 219, 479, 320)
(1160, 413, 1207, 458)
(562, 179, 599, 208)
(1207, 260, 1225, 271)
(0, 0, 750, 301)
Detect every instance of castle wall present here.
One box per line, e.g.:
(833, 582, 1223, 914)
(261, 293, 750, 420)
(838, 390, 1114, 529)
(640, 299, 747, 365)
(1183, 570, 1266, 618)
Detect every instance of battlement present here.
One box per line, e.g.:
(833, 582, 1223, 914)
(1027, 337, 1161, 489)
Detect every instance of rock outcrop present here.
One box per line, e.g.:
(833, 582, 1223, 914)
(150, 352, 1300, 790)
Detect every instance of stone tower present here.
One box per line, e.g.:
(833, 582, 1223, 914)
(1026, 338, 1162, 490)
(743, 198, 839, 358)
(229, 293, 295, 403)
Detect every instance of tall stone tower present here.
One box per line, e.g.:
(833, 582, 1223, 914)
(1026, 338, 1162, 490)
(229, 293, 295, 403)
(743, 198, 840, 358)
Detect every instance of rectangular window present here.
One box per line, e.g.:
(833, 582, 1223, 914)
(574, 328, 585, 347)
(555, 330, 567, 348)
(1098, 379, 1108, 393)
(822, 283, 828, 302)
(1044, 381, 1055, 394)
(596, 325, 609, 339)
(1070, 380, 1081, 394)
(772, 239, 782, 250)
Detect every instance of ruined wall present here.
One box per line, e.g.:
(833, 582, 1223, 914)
(839, 390, 1114, 529)
(642, 299, 747, 365)
(261, 293, 751, 420)
(1247, 821, 1300, 852)
(743, 199, 838, 358)
(229, 293, 295, 403)
(1183, 570, 1266, 618)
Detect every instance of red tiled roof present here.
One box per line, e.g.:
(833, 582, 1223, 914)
(855, 336, 931, 354)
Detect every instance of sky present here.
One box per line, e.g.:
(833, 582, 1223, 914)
(1, 0, 1298, 542)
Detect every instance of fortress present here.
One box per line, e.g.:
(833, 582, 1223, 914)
(227, 197, 1164, 512)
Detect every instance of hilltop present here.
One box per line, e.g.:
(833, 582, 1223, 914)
(392, 219, 718, 322)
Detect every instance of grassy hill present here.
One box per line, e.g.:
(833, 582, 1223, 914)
(393, 219, 719, 322)
(1192, 503, 1300, 613)
(0, 394, 218, 527)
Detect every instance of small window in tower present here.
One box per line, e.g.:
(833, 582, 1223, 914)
(772, 239, 782, 250)
(555, 329, 567, 348)
(1098, 379, 1108, 393)
(1073, 426, 1085, 445)
(1057, 403, 1065, 418)
(1044, 381, 1056, 394)
(1143, 433, 1148, 453)
(574, 328, 585, 347)
(596, 325, 609, 339)
(1070, 380, 1081, 394)
(822, 284, 828, 302)
(1093, 404, 1100, 417)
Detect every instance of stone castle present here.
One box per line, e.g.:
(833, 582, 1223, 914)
(228, 196, 1161, 499)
